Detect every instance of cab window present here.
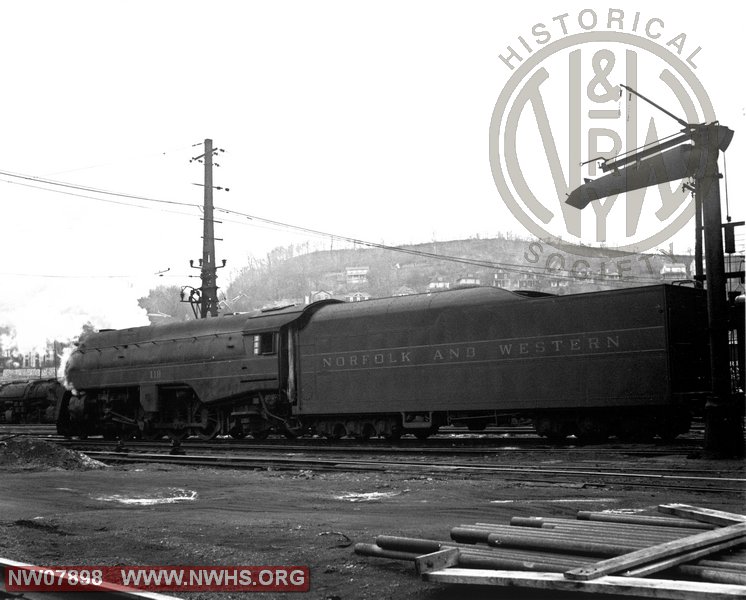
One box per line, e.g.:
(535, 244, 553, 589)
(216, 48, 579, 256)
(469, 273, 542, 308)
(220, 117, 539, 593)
(254, 333, 276, 355)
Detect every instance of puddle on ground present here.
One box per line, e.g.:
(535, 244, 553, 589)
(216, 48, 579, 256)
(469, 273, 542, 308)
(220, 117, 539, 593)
(95, 488, 197, 505)
(334, 491, 401, 502)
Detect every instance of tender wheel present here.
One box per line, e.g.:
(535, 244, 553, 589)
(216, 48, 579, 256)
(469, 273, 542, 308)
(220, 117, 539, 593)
(535, 415, 570, 443)
(251, 429, 270, 441)
(326, 422, 347, 440)
(576, 417, 609, 445)
(383, 428, 402, 442)
(355, 423, 376, 441)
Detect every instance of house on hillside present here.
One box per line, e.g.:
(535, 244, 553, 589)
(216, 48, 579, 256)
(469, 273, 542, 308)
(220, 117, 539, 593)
(427, 276, 450, 292)
(454, 274, 480, 288)
(518, 273, 539, 289)
(306, 290, 333, 304)
(493, 269, 512, 289)
(393, 286, 417, 296)
(345, 266, 369, 286)
(345, 291, 371, 302)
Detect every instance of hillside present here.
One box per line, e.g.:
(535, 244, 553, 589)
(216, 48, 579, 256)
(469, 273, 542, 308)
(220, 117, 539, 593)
(220, 235, 694, 312)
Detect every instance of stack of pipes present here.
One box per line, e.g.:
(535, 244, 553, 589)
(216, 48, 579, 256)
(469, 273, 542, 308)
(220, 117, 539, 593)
(354, 509, 746, 586)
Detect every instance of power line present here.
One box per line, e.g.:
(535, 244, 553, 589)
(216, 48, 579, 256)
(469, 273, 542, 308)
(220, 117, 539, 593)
(0, 168, 197, 209)
(0, 168, 682, 287)
(0, 177, 198, 217)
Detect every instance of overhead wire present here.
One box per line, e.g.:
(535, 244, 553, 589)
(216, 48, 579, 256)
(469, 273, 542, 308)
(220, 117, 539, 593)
(0, 177, 198, 217)
(0, 168, 684, 286)
(0, 168, 197, 209)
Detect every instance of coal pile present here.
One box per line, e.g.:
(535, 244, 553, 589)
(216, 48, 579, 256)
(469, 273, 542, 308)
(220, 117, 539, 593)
(0, 437, 106, 471)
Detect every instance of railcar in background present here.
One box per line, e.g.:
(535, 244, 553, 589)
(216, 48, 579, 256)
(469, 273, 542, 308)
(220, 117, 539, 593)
(0, 378, 65, 424)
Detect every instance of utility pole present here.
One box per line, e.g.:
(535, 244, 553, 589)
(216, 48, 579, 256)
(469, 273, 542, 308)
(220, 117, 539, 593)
(185, 138, 227, 318)
(200, 138, 218, 318)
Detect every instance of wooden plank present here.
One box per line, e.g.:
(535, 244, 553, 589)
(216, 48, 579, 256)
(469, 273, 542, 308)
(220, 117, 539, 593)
(414, 548, 459, 575)
(423, 568, 746, 599)
(658, 504, 746, 526)
(564, 522, 746, 581)
(624, 537, 745, 577)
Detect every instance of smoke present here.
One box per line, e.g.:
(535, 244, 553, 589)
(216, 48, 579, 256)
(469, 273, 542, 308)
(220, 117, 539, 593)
(58, 345, 75, 389)
(0, 278, 150, 356)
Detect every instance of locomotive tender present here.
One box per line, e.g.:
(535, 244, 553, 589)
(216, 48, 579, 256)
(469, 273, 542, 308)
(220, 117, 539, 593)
(60, 284, 710, 442)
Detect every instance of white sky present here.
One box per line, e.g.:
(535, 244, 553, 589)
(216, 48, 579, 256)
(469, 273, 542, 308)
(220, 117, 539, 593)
(1, 0, 744, 352)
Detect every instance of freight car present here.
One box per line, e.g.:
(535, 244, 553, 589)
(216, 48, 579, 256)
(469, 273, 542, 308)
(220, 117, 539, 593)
(0, 378, 65, 424)
(60, 284, 711, 443)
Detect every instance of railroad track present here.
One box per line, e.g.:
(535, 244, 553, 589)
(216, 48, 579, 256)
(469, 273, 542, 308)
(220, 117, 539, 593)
(3, 424, 739, 494)
(65, 441, 745, 495)
(0, 423, 707, 440)
(56, 435, 707, 458)
(2, 422, 710, 458)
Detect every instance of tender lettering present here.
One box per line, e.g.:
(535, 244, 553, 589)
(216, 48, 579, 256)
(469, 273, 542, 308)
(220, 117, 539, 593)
(320, 336, 623, 369)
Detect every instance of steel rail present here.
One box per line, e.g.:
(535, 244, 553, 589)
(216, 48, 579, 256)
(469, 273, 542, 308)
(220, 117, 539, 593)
(57, 441, 733, 476)
(57, 436, 706, 458)
(79, 450, 746, 494)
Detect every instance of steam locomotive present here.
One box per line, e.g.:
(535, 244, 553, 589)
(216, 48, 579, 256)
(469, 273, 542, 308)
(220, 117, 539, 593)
(59, 284, 711, 443)
(1, 378, 65, 424)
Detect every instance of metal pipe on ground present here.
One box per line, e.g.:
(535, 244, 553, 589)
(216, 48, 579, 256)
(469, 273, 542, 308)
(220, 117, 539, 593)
(504, 520, 701, 543)
(353, 543, 419, 562)
(374, 535, 589, 566)
(484, 531, 638, 556)
(456, 524, 680, 547)
(576, 511, 715, 530)
(675, 564, 746, 586)
(510, 516, 712, 536)
(697, 560, 746, 571)
(494, 519, 697, 536)
(355, 542, 588, 572)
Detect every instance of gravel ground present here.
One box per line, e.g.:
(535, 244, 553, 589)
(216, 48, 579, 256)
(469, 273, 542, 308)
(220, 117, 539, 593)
(0, 439, 744, 600)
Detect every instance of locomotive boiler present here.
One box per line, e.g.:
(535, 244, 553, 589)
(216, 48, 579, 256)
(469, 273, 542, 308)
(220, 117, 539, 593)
(60, 284, 711, 442)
